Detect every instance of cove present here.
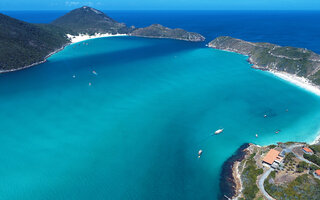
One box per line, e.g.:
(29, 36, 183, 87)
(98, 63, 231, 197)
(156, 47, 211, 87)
(0, 37, 320, 200)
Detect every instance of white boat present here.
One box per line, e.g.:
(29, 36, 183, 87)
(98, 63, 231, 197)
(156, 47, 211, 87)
(256, 134, 258, 138)
(214, 129, 224, 135)
(198, 149, 203, 158)
(92, 70, 98, 75)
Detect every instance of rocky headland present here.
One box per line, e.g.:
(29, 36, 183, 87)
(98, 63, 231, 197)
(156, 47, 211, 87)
(208, 36, 320, 88)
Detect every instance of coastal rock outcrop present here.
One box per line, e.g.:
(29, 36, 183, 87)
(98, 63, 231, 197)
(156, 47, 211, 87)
(219, 143, 250, 200)
(208, 36, 320, 85)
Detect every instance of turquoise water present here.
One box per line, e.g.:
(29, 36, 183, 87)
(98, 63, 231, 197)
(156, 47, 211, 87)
(1, 37, 320, 199)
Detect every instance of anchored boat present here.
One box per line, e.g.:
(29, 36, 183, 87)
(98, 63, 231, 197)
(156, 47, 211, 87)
(198, 149, 203, 158)
(214, 128, 224, 135)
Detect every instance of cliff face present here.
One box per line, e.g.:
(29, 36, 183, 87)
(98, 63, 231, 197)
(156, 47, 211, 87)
(130, 24, 205, 42)
(208, 36, 320, 85)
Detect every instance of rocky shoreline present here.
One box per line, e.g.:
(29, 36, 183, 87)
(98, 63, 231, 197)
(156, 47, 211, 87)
(219, 143, 250, 200)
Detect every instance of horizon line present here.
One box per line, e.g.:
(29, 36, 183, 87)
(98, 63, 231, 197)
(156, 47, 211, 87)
(2, 9, 320, 11)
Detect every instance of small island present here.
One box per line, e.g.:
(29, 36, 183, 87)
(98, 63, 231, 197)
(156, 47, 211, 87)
(0, 6, 205, 72)
(221, 142, 320, 200)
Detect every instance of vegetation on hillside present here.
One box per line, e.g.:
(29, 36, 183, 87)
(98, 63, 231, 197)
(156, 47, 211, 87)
(51, 6, 131, 35)
(208, 36, 320, 85)
(296, 161, 309, 173)
(239, 153, 263, 200)
(304, 154, 320, 166)
(264, 174, 320, 200)
(283, 152, 295, 164)
(0, 14, 69, 70)
(0, 6, 205, 71)
(310, 144, 320, 153)
(130, 24, 205, 42)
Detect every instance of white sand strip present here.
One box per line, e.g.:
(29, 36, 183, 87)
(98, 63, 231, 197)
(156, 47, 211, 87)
(67, 33, 127, 44)
(311, 133, 320, 145)
(267, 70, 320, 96)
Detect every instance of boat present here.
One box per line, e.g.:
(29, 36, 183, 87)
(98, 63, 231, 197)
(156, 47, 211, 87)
(89, 82, 92, 86)
(72, 75, 76, 78)
(92, 70, 98, 75)
(214, 128, 224, 135)
(264, 114, 267, 118)
(256, 134, 258, 138)
(275, 130, 280, 134)
(198, 149, 203, 158)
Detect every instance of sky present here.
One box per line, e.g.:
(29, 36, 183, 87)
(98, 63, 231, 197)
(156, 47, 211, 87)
(1, 0, 320, 10)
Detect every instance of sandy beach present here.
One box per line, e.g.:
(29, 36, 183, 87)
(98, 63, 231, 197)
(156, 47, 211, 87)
(311, 133, 320, 145)
(266, 70, 320, 97)
(268, 70, 320, 145)
(67, 33, 127, 44)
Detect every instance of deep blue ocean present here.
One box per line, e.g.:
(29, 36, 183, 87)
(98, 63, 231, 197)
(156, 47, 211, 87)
(4, 10, 320, 53)
(1, 10, 320, 200)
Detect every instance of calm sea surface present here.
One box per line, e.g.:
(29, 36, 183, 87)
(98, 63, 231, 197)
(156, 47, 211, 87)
(1, 11, 320, 200)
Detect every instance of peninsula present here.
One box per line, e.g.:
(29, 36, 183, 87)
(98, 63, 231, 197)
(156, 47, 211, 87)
(209, 36, 320, 95)
(130, 24, 205, 42)
(221, 142, 320, 200)
(0, 6, 205, 72)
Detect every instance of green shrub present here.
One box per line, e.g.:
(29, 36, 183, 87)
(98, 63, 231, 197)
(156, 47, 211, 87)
(310, 164, 320, 171)
(284, 152, 295, 164)
(264, 174, 320, 199)
(310, 144, 320, 154)
(241, 157, 263, 200)
(269, 145, 276, 149)
(304, 154, 320, 166)
(296, 161, 309, 173)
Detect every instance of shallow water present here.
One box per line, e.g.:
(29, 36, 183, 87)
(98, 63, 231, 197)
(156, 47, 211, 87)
(0, 37, 320, 199)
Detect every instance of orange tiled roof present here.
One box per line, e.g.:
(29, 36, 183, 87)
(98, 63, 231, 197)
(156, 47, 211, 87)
(263, 149, 280, 165)
(316, 169, 320, 176)
(303, 147, 313, 153)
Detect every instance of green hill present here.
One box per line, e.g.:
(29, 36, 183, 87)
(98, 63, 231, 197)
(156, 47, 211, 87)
(52, 6, 132, 35)
(130, 24, 205, 42)
(0, 6, 205, 72)
(0, 13, 69, 71)
(209, 36, 320, 85)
